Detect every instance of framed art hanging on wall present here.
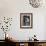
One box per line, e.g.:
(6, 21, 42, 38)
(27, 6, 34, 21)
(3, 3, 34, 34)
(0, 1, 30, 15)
(20, 13, 33, 29)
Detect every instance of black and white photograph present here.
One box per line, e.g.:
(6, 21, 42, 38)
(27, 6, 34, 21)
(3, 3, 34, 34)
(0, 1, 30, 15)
(20, 13, 33, 28)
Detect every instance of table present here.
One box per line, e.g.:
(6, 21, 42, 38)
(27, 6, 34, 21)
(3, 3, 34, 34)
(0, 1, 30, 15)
(5, 39, 46, 46)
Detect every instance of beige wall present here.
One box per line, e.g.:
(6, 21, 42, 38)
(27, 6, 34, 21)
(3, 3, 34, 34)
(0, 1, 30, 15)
(0, 0, 46, 40)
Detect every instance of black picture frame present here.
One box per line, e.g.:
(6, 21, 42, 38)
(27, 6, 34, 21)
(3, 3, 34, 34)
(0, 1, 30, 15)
(20, 13, 33, 29)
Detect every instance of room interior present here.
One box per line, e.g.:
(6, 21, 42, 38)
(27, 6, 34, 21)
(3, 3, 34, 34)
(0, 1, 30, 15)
(0, 0, 46, 46)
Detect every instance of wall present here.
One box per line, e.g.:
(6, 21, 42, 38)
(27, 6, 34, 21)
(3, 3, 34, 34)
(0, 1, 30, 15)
(0, 0, 46, 40)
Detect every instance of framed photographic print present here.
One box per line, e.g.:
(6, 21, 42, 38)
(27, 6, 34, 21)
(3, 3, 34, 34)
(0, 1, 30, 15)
(20, 13, 33, 28)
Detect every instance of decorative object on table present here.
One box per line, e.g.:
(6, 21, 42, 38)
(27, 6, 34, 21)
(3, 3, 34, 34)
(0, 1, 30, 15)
(29, 0, 45, 8)
(29, 37, 32, 41)
(1, 17, 12, 39)
(20, 13, 33, 29)
(32, 35, 39, 41)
